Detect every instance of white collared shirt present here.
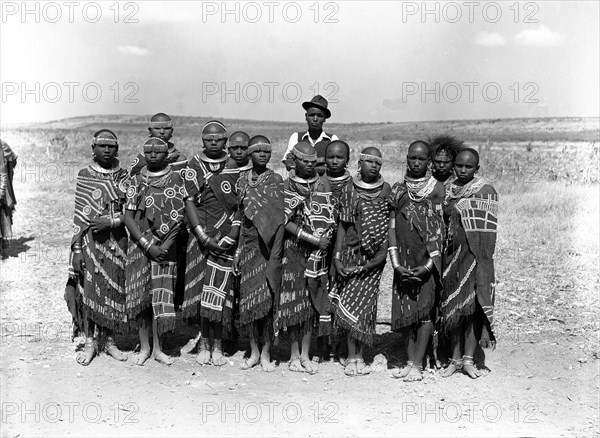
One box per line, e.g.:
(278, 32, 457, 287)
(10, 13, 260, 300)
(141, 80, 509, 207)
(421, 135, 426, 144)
(282, 131, 339, 163)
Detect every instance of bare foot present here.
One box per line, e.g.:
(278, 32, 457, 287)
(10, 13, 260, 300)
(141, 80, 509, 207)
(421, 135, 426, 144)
(133, 349, 152, 366)
(76, 341, 97, 366)
(392, 362, 413, 379)
(260, 353, 276, 372)
(105, 344, 127, 362)
(440, 360, 462, 378)
(356, 359, 371, 376)
(344, 359, 357, 377)
(153, 351, 174, 366)
(463, 360, 481, 379)
(211, 349, 229, 366)
(404, 366, 423, 382)
(240, 355, 259, 370)
(300, 356, 317, 375)
(196, 338, 211, 365)
(289, 357, 303, 373)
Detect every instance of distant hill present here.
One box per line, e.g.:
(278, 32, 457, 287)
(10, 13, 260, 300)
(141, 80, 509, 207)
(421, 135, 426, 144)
(3, 115, 599, 143)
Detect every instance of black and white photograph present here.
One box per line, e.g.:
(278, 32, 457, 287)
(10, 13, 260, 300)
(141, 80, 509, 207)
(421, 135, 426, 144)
(0, 1, 599, 436)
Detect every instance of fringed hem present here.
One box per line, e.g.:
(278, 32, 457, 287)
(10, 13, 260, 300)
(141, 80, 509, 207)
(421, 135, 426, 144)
(276, 306, 313, 331)
(156, 317, 176, 336)
(80, 305, 130, 334)
(440, 300, 477, 335)
(200, 307, 224, 323)
(392, 301, 434, 331)
(126, 299, 153, 321)
(181, 302, 200, 321)
(334, 314, 376, 347)
(241, 315, 274, 343)
(239, 299, 272, 326)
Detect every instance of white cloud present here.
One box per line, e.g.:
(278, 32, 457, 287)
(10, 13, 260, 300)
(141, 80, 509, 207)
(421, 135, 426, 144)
(474, 32, 506, 47)
(117, 45, 150, 57)
(515, 26, 566, 48)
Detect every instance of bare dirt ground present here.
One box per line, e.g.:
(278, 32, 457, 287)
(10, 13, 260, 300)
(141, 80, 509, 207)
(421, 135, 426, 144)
(1, 129, 599, 437)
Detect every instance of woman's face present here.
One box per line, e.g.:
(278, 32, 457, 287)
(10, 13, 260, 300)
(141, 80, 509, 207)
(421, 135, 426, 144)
(202, 124, 227, 158)
(251, 150, 271, 168)
(326, 143, 348, 176)
(144, 150, 168, 171)
(359, 156, 382, 183)
(92, 143, 118, 167)
(454, 151, 479, 184)
(406, 144, 429, 178)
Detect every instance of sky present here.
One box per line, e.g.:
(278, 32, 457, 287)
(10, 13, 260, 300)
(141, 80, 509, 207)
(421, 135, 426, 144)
(1, 0, 599, 125)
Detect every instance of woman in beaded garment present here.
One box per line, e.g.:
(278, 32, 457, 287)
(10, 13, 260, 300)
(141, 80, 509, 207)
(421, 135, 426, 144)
(276, 142, 336, 375)
(124, 137, 186, 366)
(233, 135, 285, 372)
(330, 147, 391, 376)
(439, 148, 499, 379)
(65, 129, 129, 366)
(182, 121, 240, 366)
(388, 140, 445, 382)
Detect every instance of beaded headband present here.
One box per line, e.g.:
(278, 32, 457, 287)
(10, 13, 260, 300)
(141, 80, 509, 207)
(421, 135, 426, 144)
(229, 139, 249, 147)
(360, 153, 382, 164)
(149, 120, 173, 128)
(93, 137, 118, 146)
(248, 142, 272, 154)
(202, 121, 226, 132)
(202, 133, 228, 142)
(293, 146, 317, 162)
(143, 138, 168, 153)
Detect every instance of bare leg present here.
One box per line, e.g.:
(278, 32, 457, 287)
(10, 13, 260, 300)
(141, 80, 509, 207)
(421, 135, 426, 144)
(240, 332, 260, 370)
(288, 326, 303, 372)
(344, 336, 358, 376)
(355, 340, 370, 375)
(404, 321, 433, 382)
(103, 328, 127, 361)
(76, 319, 97, 366)
(299, 330, 317, 374)
(257, 318, 275, 372)
(211, 323, 229, 366)
(463, 320, 481, 379)
(440, 325, 463, 377)
(152, 318, 174, 365)
(393, 327, 415, 379)
(196, 317, 211, 365)
(134, 315, 152, 366)
(260, 340, 275, 372)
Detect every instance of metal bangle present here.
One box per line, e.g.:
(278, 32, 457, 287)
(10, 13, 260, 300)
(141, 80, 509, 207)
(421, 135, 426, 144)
(194, 225, 209, 244)
(334, 251, 342, 260)
(139, 237, 150, 252)
(424, 258, 434, 272)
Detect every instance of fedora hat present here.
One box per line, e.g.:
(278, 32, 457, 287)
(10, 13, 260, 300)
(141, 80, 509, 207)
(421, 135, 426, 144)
(302, 95, 331, 119)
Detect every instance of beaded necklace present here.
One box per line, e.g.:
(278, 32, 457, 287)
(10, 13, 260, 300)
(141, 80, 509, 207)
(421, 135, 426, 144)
(405, 174, 436, 202)
(446, 176, 485, 203)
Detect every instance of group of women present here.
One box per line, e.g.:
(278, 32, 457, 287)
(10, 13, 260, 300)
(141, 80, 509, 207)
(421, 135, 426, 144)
(64, 112, 499, 382)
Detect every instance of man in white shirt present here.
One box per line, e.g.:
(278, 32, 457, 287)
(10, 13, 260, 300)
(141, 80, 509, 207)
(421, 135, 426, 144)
(282, 95, 338, 175)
